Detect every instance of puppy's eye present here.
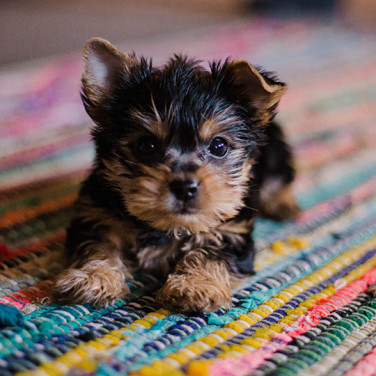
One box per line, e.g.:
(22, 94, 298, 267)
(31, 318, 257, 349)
(208, 137, 228, 158)
(137, 136, 158, 154)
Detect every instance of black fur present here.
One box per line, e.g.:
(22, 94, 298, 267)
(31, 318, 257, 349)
(52, 38, 299, 311)
(76, 58, 290, 262)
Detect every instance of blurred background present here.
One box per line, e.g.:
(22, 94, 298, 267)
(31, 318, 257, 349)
(1, 0, 375, 66)
(0, 0, 375, 190)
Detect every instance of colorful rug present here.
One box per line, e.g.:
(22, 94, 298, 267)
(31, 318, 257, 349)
(1, 17, 376, 376)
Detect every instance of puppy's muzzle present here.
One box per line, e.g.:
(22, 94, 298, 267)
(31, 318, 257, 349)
(170, 179, 199, 201)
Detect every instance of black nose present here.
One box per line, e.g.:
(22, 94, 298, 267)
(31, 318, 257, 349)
(170, 179, 199, 201)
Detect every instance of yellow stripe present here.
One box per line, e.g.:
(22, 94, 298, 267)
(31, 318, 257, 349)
(255, 236, 309, 270)
(15, 310, 169, 376)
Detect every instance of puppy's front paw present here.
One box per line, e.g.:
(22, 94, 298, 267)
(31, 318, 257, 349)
(51, 263, 129, 307)
(261, 184, 300, 221)
(269, 197, 300, 221)
(156, 273, 232, 313)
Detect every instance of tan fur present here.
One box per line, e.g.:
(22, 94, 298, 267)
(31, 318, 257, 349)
(199, 119, 223, 143)
(199, 110, 242, 143)
(51, 196, 139, 306)
(228, 61, 287, 125)
(91, 97, 255, 235)
(101, 146, 252, 235)
(138, 218, 255, 276)
(217, 218, 254, 246)
(73, 195, 138, 254)
(156, 250, 233, 312)
(137, 239, 181, 274)
(260, 179, 300, 220)
(52, 119, 256, 307)
(82, 38, 140, 106)
(51, 243, 131, 307)
(101, 157, 132, 188)
(230, 275, 248, 290)
(53, 39, 294, 311)
(218, 218, 254, 235)
(182, 218, 254, 253)
(126, 162, 248, 234)
(128, 109, 169, 141)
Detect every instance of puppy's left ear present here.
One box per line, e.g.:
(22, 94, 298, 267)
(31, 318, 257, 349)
(220, 61, 287, 125)
(82, 38, 139, 106)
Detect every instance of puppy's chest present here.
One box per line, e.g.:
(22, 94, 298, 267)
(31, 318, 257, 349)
(134, 229, 220, 274)
(135, 230, 182, 274)
(133, 220, 252, 274)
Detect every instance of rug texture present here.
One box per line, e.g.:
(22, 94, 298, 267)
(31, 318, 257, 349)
(1, 17, 376, 376)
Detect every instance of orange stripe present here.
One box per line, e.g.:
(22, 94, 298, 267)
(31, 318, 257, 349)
(0, 193, 77, 230)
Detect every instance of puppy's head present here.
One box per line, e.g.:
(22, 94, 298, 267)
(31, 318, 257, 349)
(81, 38, 286, 235)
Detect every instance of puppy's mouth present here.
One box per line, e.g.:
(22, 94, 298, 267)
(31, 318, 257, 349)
(172, 201, 198, 216)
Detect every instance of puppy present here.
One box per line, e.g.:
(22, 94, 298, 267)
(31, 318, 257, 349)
(51, 38, 300, 312)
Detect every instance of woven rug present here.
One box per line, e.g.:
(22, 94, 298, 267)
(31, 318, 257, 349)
(1, 17, 376, 376)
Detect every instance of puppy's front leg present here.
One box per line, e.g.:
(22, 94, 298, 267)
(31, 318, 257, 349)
(156, 250, 233, 313)
(51, 193, 134, 307)
(51, 240, 131, 307)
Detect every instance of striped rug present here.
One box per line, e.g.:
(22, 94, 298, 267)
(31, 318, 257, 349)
(1, 17, 376, 376)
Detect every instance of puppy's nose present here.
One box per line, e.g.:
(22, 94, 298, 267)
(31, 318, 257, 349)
(170, 179, 199, 201)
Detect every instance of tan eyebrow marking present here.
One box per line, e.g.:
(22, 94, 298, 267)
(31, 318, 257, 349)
(199, 110, 242, 143)
(129, 109, 169, 141)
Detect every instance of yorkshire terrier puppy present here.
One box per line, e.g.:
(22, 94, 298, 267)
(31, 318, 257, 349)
(51, 38, 300, 312)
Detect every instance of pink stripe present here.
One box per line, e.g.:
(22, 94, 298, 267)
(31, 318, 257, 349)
(0, 296, 24, 309)
(209, 269, 376, 376)
(295, 126, 376, 169)
(282, 60, 376, 110)
(343, 348, 376, 376)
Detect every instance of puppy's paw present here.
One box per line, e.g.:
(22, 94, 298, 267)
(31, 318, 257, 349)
(156, 273, 232, 313)
(260, 184, 300, 221)
(51, 262, 129, 307)
(267, 196, 300, 221)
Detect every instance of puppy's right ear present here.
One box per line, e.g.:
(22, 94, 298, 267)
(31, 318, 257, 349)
(217, 61, 287, 126)
(82, 38, 138, 105)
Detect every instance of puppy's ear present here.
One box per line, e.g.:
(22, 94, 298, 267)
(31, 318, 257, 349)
(82, 38, 138, 105)
(220, 61, 287, 125)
